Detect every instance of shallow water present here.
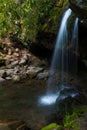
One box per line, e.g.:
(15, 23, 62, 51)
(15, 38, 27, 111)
(0, 79, 57, 130)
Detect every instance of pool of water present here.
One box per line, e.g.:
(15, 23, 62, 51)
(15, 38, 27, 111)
(0, 79, 57, 130)
(0, 75, 87, 130)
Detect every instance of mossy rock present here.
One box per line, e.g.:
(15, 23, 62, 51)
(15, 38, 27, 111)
(33, 59, 43, 67)
(28, 71, 37, 79)
(56, 94, 86, 115)
(63, 106, 87, 130)
(41, 123, 63, 130)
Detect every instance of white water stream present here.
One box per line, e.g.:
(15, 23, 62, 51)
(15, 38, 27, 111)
(39, 9, 78, 106)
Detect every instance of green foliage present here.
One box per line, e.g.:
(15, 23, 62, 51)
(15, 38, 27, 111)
(64, 112, 80, 130)
(0, 0, 38, 44)
(41, 106, 87, 130)
(41, 123, 63, 130)
(63, 106, 87, 130)
(0, 0, 68, 45)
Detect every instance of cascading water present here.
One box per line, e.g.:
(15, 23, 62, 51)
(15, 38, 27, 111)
(39, 9, 79, 105)
(47, 8, 72, 90)
(70, 18, 78, 75)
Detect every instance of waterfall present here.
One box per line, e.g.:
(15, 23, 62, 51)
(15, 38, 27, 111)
(70, 18, 78, 75)
(38, 9, 79, 106)
(47, 8, 72, 92)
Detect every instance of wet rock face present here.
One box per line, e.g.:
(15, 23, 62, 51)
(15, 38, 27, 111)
(55, 84, 87, 114)
(69, 0, 87, 26)
(69, 0, 87, 65)
(78, 21, 87, 65)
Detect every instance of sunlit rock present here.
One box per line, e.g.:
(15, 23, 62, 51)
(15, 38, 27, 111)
(12, 74, 20, 82)
(37, 71, 49, 79)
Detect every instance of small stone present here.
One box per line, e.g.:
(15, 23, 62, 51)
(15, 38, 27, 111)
(27, 66, 43, 74)
(0, 77, 5, 82)
(10, 61, 19, 67)
(13, 52, 19, 57)
(28, 71, 37, 79)
(15, 48, 19, 52)
(6, 77, 12, 80)
(14, 66, 20, 74)
(12, 75, 20, 81)
(37, 71, 49, 79)
(8, 49, 12, 55)
(6, 69, 14, 76)
(19, 59, 26, 65)
(0, 70, 7, 78)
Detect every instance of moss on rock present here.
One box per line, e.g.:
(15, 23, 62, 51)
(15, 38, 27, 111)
(41, 123, 63, 130)
(28, 71, 37, 79)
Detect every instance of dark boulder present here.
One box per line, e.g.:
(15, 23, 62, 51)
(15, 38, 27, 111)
(55, 84, 87, 115)
(69, 0, 87, 27)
